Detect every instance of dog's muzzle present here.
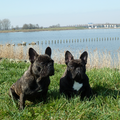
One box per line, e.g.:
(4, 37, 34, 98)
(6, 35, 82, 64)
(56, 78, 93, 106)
(49, 69, 54, 76)
(75, 68, 84, 80)
(48, 64, 54, 76)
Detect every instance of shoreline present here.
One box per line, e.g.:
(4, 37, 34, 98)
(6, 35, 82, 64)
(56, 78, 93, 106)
(0, 27, 85, 33)
(0, 27, 120, 33)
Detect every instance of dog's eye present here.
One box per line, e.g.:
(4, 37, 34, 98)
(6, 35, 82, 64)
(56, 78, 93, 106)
(37, 67, 41, 71)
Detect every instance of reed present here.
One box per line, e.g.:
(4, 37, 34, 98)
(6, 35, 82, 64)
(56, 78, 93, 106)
(0, 44, 120, 69)
(0, 45, 24, 60)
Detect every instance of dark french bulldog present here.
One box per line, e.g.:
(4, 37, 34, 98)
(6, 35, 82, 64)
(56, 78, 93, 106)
(60, 51, 92, 99)
(9, 47, 54, 109)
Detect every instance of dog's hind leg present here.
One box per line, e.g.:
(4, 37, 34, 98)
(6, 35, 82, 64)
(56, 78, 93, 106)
(9, 83, 19, 100)
(9, 88, 19, 100)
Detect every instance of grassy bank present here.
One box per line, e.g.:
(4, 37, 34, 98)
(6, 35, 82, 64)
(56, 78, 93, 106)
(0, 27, 85, 33)
(0, 59, 120, 119)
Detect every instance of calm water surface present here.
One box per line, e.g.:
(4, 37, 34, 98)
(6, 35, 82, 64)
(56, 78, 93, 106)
(0, 29, 120, 57)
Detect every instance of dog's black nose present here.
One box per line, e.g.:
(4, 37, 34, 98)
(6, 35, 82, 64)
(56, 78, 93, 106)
(49, 69, 54, 76)
(76, 68, 81, 74)
(76, 68, 82, 78)
(48, 64, 54, 75)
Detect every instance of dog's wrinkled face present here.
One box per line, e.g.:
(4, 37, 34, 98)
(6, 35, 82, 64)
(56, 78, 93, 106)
(65, 51, 88, 82)
(32, 55, 54, 77)
(29, 47, 54, 78)
(67, 59, 86, 81)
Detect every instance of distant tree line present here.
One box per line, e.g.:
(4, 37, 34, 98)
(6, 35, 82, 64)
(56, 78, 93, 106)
(1, 18, 120, 31)
(22, 24, 42, 29)
(0, 19, 11, 30)
(49, 24, 60, 28)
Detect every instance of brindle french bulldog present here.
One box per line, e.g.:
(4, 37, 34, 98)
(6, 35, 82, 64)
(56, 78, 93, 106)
(9, 47, 54, 109)
(60, 51, 92, 99)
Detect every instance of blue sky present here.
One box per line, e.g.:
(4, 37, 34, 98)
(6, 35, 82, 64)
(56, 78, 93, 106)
(1, 0, 120, 27)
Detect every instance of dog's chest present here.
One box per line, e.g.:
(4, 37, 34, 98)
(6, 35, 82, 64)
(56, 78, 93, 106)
(73, 81, 83, 91)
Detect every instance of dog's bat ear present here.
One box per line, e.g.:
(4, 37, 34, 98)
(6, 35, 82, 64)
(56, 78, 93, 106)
(45, 47, 52, 57)
(80, 51, 88, 64)
(29, 48, 38, 63)
(65, 51, 74, 65)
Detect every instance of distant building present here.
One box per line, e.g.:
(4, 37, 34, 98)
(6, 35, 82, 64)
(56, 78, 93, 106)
(88, 23, 93, 29)
(95, 26, 97, 28)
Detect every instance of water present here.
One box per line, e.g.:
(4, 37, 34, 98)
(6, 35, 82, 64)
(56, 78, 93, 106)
(0, 29, 120, 60)
(0, 29, 120, 43)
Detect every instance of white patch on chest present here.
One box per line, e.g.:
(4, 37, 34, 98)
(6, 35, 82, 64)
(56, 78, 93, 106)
(73, 81, 83, 91)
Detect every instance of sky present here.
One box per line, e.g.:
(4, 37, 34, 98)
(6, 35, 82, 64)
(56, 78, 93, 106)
(1, 0, 120, 27)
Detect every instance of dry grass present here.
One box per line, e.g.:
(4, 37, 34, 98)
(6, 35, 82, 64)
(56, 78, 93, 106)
(0, 45, 26, 60)
(0, 44, 40, 61)
(0, 44, 120, 69)
(86, 50, 112, 69)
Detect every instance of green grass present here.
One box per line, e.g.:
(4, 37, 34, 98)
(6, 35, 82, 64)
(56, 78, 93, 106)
(0, 59, 120, 120)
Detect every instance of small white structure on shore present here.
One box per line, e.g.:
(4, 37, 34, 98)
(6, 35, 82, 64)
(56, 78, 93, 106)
(22, 42, 26, 45)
